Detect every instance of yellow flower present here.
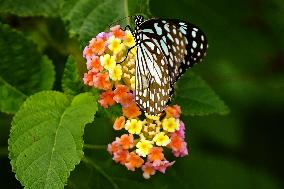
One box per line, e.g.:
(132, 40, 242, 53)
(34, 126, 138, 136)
(162, 117, 180, 132)
(145, 112, 160, 121)
(130, 46, 137, 56)
(136, 139, 153, 157)
(114, 44, 127, 62)
(109, 64, 122, 81)
(130, 76, 135, 90)
(123, 31, 136, 47)
(108, 36, 122, 54)
(100, 54, 116, 70)
(125, 119, 142, 134)
(153, 132, 170, 146)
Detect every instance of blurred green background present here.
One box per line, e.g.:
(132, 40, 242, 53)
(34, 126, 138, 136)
(1, 0, 284, 188)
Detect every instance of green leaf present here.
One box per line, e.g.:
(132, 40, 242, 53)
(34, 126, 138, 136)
(60, 0, 150, 43)
(0, 78, 26, 114)
(9, 91, 98, 189)
(62, 56, 85, 96)
(0, 0, 63, 17)
(174, 72, 229, 116)
(38, 56, 56, 91)
(0, 23, 55, 114)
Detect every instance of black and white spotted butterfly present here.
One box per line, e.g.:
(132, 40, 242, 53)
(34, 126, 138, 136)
(126, 15, 208, 115)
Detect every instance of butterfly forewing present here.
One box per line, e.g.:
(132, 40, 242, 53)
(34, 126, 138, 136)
(133, 16, 208, 115)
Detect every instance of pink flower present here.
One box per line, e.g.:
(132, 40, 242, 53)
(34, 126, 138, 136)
(83, 70, 95, 86)
(142, 160, 175, 178)
(172, 142, 188, 157)
(142, 162, 156, 179)
(107, 141, 120, 155)
(113, 150, 129, 164)
(176, 121, 185, 139)
(168, 133, 188, 157)
(96, 32, 106, 39)
(83, 46, 93, 59)
(153, 160, 175, 173)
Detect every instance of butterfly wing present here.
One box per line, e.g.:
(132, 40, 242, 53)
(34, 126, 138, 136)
(135, 37, 171, 115)
(134, 18, 208, 115)
(165, 20, 208, 82)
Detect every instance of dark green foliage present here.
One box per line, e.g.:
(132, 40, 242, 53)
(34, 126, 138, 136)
(174, 72, 229, 116)
(0, 24, 55, 113)
(0, 0, 283, 189)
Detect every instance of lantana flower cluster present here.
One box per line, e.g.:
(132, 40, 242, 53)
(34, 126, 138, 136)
(83, 25, 189, 179)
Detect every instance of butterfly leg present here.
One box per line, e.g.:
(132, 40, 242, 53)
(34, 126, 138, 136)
(117, 44, 138, 64)
(122, 25, 132, 32)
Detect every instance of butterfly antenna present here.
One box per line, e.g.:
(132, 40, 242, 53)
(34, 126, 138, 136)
(108, 15, 136, 29)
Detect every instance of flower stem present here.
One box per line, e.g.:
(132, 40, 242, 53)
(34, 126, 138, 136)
(84, 144, 106, 150)
(124, 0, 130, 25)
(82, 156, 119, 189)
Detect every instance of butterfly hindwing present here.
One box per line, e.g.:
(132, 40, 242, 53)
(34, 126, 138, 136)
(135, 37, 170, 115)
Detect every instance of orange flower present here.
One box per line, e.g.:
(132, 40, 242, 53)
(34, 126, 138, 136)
(83, 70, 95, 86)
(119, 134, 134, 149)
(113, 150, 129, 164)
(142, 162, 156, 179)
(111, 25, 125, 39)
(168, 133, 188, 157)
(99, 90, 115, 108)
(114, 84, 130, 96)
(113, 85, 133, 105)
(165, 105, 181, 118)
(107, 141, 120, 155)
(148, 147, 164, 162)
(93, 73, 112, 90)
(168, 133, 183, 151)
(113, 116, 125, 130)
(122, 102, 141, 119)
(90, 57, 103, 73)
(125, 152, 144, 171)
(89, 38, 106, 55)
(116, 93, 134, 106)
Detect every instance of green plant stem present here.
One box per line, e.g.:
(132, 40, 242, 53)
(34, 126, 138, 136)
(84, 144, 106, 150)
(82, 156, 119, 189)
(124, 0, 130, 25)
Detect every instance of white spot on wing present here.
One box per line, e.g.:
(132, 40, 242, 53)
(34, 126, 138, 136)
(160, 38, 169, 56)
(180, 27, 187, 35)
(191, 30, 196, 38)
(164, 24, 170, 32)
(167, 33, 174, 42)
(192, 41, 197, 48)
(154, 23, 162, 35)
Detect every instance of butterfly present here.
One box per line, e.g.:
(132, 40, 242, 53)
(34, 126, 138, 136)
(127, 15, 208, 115)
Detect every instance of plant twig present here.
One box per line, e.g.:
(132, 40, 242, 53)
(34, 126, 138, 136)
(82, 156, 119, 189)
(84, 144, 106, 150)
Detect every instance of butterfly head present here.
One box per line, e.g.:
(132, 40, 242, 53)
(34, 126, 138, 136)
(134, 15, 145, 27)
